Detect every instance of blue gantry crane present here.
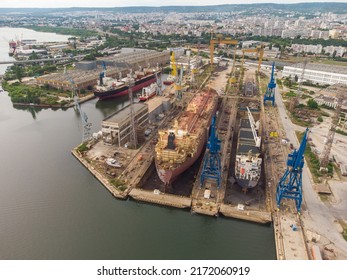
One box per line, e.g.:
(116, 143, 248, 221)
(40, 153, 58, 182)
(99, 61, 107, 86)
(276, 128, 309, 212)
(200, 114, 222, 188)
(263, 62, 276, 106)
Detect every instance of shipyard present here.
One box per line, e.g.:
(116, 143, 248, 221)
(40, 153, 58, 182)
(1, 3, 347, 264)
(68, 37, 347, 260)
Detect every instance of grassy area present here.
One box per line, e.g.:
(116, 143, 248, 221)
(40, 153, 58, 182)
(77, 143, 89, 153)
(258, 73, 268, 94)
(285, 91, 297, 98)
(301, 94, 310, 99)
(339, 221, 347, 241)
(194, 65, 215, 89)
(296, 131, 333, 183)
(291, 111, 311, 127)
(319, 194, 329, 202)
(336, 129, 347, 136)
(110, 178, 127, 191)
(26, 25, 98, 38)
(2, 81, 70, 106)
(314, 59, 347, 67)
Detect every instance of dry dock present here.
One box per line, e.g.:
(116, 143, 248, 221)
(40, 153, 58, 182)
(72, 62, 319, 261)
(72, 65, 273, 227)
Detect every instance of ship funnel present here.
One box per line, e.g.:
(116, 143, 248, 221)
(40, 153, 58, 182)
(167, 132, 176, 150)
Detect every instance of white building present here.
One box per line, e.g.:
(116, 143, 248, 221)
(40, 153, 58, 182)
(282, 63, 347, 85)
(291, 44, 323, 54)
(323, 46, 346, 57)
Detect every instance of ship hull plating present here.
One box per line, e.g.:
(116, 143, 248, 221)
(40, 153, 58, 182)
(155, 90, 217, 185)
(155, 131, 206, 185)
(94, 74, 157, 100)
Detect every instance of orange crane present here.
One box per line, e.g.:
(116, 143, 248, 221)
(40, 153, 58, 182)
(210, 34, 238, 65)
(241, 44, 264, 72)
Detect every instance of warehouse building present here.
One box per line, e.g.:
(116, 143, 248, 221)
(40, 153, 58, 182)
(101, 96, 172, 147)
(282, 63, 347, 86)
(36, 48, 170, 91)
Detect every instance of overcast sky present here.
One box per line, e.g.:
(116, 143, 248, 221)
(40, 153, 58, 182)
(0, 0, 346, 8)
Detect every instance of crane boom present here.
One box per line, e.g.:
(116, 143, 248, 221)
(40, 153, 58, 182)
(247, 107, 261, 148)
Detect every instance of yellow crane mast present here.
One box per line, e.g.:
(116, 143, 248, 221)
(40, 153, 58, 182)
(210, 34, 238, 65)
(241, 45, 264, 72)
(170, 52, 177, 77)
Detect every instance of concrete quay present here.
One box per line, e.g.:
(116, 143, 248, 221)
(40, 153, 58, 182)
(219, 204, 272, 224)
(129, 188, 191, 209)
(71, 149, 127, 199)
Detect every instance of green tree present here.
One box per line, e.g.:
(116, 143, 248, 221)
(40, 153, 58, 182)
(307, 98, 318, 109)
(317, 116, 323, 122)
(14, 66, 23, 82)
(28, 51, 39, 60)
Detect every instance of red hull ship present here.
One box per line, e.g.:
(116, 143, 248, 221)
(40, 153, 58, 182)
(154, 89, 218, 185)
(94, 69, 160, 100)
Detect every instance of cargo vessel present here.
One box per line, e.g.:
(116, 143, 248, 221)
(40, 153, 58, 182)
(137, 83, 158, 101)
(94, 69, 160, 100)
(235, 108, 262, 190)
(155, 89, 218, 185)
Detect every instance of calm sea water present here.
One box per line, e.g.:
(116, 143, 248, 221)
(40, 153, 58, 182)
(0, 28, 276, 260)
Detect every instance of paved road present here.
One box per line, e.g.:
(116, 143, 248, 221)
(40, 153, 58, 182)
(275, 87, 347, 257)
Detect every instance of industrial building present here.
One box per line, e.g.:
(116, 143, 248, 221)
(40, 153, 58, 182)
(36, 48, 170, 91)
(100, 48, 170, 69)
(102, 103, 149, 147)
(282, 63, 347, 85)
(173, 55, 203, 71)
(101, 96, 172, 147)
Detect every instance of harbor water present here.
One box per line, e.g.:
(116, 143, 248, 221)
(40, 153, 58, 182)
(0, 28, 276, 260)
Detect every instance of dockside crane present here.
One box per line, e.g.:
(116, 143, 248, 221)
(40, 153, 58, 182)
(241, 44, 264, 73)
(210, 34, 238, 65)
(127, 69, 137, 149)
(175, 64, 183, 100)
(68, 77, 92, 143)
(200, 114, 222, 189)
(155, 69, 162, 96)
(276, 128, 309, 212)
(99, 61, 107, 86)
(263, 62, 276, 106)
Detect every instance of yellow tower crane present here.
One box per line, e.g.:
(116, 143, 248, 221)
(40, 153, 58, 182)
(170, 51, 177, 77)
(210, 34, 238, 65)
(241, 44, 265, 72)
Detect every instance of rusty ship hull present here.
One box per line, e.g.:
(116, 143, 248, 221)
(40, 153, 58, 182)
(155, 131, 206, 184)
(155, 90, 218, 185)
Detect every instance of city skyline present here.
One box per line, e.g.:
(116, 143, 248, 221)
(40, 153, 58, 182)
(1, 0, 347, 8)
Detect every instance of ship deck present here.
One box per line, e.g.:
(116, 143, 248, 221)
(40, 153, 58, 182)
(237, 118, 259, 154)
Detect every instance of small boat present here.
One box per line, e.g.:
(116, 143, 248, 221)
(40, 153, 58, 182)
(163, 75, 175, 85)
(106, 158, 122, 168)
(137, 83, 158, 101)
